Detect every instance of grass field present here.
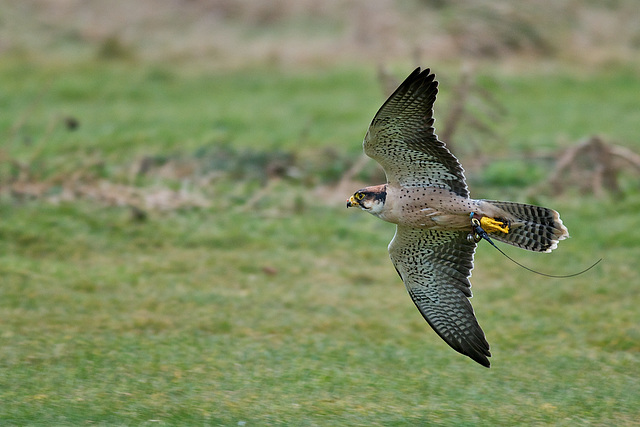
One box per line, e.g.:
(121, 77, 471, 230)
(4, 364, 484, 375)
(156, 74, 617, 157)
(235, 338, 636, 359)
(1, 57, 640, 425)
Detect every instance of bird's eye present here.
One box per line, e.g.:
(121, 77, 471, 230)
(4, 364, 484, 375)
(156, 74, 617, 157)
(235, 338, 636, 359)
(355, 192, 365, 200)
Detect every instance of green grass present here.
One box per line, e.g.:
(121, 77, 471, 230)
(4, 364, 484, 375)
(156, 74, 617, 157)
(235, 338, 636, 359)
(1, 57, 639, 425)
(479, 68, 640, 152)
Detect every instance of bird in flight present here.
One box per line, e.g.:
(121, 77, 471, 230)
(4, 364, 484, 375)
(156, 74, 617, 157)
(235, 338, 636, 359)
(347, 68, 568, 367)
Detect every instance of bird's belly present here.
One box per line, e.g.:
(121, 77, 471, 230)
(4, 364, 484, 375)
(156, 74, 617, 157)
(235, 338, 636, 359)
(386, 207, 472, 230)
(380, 186, 479, 230)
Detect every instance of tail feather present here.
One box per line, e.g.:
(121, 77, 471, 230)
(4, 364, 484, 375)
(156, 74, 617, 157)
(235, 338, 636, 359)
(479, 200, 569, 253)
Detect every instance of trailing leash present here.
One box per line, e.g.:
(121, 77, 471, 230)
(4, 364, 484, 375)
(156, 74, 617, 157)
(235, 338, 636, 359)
(469, 213, 601, 278)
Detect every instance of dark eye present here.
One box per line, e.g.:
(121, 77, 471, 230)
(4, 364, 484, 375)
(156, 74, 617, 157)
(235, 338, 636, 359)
(355, 192, 365, 200)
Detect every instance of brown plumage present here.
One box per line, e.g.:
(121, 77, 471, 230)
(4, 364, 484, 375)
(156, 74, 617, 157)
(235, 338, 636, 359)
(347, 68, 568, 367)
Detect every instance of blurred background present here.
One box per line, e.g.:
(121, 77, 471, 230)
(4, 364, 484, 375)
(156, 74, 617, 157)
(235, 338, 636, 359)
(1, 0, 639, 425)
(5, 0, 640, 66)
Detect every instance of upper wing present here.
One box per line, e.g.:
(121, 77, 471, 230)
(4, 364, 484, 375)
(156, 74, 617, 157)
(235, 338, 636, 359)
(364, 68, 468, 197)
(388, 225, 491, 367)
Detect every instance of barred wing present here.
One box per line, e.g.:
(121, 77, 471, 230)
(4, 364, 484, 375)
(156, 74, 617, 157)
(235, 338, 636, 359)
(364, 68, 468, 197)
(388, 226, 491, 367)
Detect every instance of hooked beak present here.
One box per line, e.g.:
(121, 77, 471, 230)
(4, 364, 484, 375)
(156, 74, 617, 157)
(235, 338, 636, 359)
(347, 195, 358, 208)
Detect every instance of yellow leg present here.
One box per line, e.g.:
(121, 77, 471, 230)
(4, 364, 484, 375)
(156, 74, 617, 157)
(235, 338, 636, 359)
(480, 216, 510, 234)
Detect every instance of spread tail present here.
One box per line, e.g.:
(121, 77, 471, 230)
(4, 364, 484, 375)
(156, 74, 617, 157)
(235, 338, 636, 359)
(478, 200, 569, 253)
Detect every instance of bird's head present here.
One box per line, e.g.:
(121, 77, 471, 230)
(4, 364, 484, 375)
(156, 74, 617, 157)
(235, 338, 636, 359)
(346, 184, 387, 215)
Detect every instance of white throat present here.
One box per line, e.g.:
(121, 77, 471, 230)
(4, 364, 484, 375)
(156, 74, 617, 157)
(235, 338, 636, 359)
(367, 199, 385, 216)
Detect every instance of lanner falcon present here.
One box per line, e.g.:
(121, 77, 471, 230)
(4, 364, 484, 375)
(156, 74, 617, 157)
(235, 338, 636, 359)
(347, 68, 568, 367)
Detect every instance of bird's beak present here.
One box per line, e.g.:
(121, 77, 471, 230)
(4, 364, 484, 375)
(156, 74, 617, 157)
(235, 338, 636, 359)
(347, 195, 358, 208)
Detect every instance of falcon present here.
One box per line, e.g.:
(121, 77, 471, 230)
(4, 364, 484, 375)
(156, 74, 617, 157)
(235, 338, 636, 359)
(347, 67, 568, 367)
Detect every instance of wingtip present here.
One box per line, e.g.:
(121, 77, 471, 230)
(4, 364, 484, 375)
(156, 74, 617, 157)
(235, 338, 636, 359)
(405, 67, 436, 86)
(465, 345, 491, 368)
(454, 346, 491, 367)
(476, 355, 491, 368)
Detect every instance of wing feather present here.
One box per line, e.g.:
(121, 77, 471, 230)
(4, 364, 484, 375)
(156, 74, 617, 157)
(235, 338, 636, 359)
(364, 68, 468, 197)
(388, 226, 491, 367)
